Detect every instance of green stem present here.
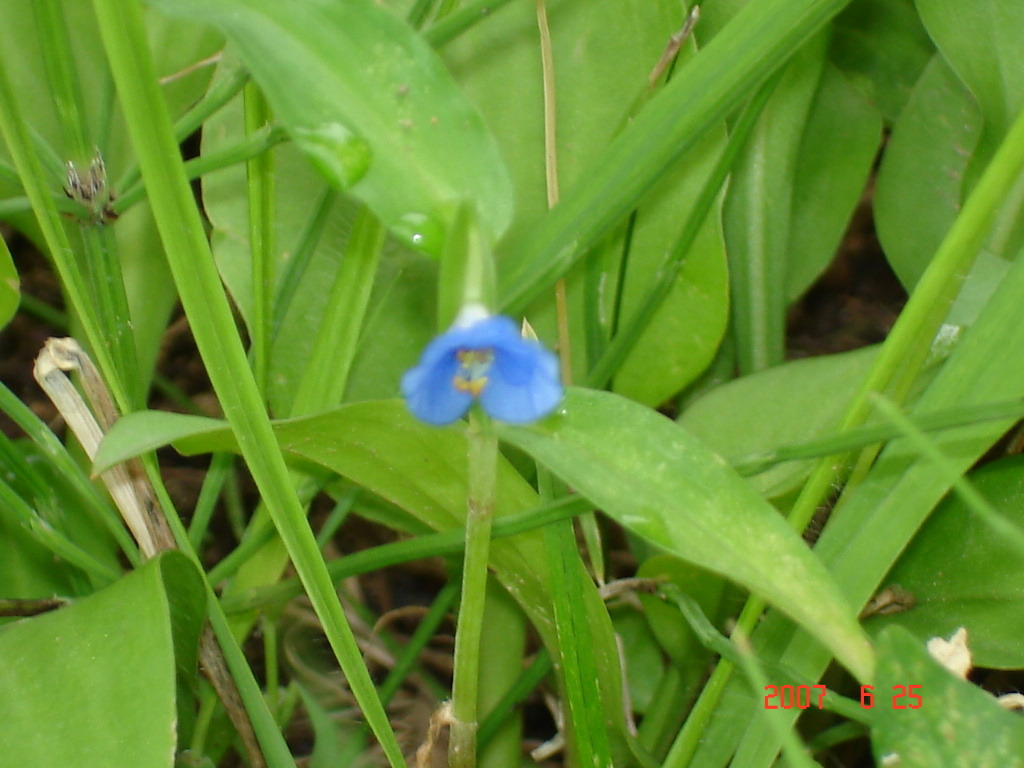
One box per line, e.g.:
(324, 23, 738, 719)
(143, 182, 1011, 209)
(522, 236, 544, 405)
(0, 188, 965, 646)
(733, 396, 1024, 476)
(80, 225, 144, 406)
(33, 0, 143, 405)
(219, 495, 591, 614)
(450, 410, 498, 768)
(113, 62, 250, 196)
(314, 489, 358, 550)
(32, 0, 90, 160)
(112, 125, 288, 214)
(188, 452, 234, 550)
(423, 0, 516, 48)
(273, 187, 337, 331)
(870, 394, 1024, 557)
(289, 208, 384, 415)
(90, 3, 407, 766)
(245, 83, 276, 398)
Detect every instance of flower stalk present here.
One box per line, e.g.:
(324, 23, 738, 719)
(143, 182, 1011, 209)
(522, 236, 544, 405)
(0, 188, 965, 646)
(449, 409, 499, 768)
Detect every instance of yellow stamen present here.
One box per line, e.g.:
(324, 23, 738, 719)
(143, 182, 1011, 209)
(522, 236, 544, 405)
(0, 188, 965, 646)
(453, 348, 493, 397)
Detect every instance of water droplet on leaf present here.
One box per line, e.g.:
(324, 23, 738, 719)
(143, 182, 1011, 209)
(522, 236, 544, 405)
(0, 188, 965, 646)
(395, 211, 445, 257)
(292, 123, 372, 189)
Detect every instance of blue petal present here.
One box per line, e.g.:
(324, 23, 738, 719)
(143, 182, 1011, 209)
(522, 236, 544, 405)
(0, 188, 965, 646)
(401, 345, 472, 426)
(444, 314, 522, 349)
(480, 336, 562, 423)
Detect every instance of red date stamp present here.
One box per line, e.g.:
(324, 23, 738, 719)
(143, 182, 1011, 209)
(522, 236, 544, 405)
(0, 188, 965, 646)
(763, 684, 923, 710)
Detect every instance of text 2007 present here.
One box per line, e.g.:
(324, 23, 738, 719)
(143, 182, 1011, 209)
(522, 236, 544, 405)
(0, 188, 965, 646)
(763, 684, 827, 709)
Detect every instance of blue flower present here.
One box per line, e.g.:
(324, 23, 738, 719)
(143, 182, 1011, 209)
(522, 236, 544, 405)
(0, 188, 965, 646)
(402, 309, 563, 426)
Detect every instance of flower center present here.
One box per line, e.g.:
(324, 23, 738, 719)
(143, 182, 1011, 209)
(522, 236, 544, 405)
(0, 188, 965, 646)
(453, 348, 494, 396)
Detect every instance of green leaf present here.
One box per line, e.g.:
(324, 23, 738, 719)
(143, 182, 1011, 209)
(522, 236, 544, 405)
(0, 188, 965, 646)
(0, 234, 18, 328)
(610, 127, 730, 406)
(0, 551, 205, 768)
(865, 455, 1024, 669)
(149, 0, 513, 251)
(786, 63, 882, 300)
(94, 410, 225, 472)
(610, 606, 666, 715)
(917, 0, 1024, 263)
(877, 0, 1024, 289)
(871, 625, 1024, 767)
(497, 387, 874, 681)
(829, 0, 934, 124)
(874, 56, 982, 289)
(680, 346, 879, 498)
(723, 35, 826, 372)
(918, 0, 1024, 180)
(720, 43, 881, 371)
(694, 114, 1024, 762)
(199, 74, 437, 413)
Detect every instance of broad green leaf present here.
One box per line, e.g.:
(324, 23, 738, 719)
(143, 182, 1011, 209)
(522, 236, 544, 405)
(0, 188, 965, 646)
(680, 346, 879, 498)
(95, 410, 224, 472)
(0, 551, 205, 768)
(865, 455, 1024, 668)
(874, 55, 982, 288)
(829, 0, 934, 123)
(610, 126, 730, 406)
(877, 1, 1024, 289)
(871, 626, 1024, 767)
(150, 0, 513, 251)
(917, 0, 1024, 263)
(199, 70, 436, 413)
(786, 63, 882, 300)
(497, 387, 874, 681)
(723, 35, 825, 372)
(918, 0, 1024, 183)
(97, 405, 551, 635)
(0, 234, 17, 328)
